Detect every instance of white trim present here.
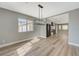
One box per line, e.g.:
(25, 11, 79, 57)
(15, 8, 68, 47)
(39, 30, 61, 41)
(39, 36, 47, 39)
(0, 36, 46, 48)
(0, 37, 34, 48)
(68, 42, 79, 47)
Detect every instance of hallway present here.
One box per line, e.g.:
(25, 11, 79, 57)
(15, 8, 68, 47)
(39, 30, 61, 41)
(0, 31, 79, 56)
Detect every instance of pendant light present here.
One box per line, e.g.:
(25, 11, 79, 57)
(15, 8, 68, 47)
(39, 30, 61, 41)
(38, 4, 43, 20)
(35, 4, 46, 25)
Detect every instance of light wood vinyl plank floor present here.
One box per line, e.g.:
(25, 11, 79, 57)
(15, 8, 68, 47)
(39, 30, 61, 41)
(0, 30, 79, 56)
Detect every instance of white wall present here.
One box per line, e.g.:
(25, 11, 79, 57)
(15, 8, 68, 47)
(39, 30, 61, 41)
(69, 8, 79, 45)
(0, 8, 46, 46)
(39, 25, 46, 38)
(34, 24, 46, 38)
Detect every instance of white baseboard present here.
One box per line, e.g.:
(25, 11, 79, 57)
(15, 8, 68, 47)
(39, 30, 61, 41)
(39, 36, 47, 39)
(68, 42, 79, 47)
(0, 36, 46, 48)
(0, 37, 33, 48)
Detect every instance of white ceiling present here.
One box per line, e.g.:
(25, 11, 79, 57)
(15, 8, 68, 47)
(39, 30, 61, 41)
(0, 2, 79, 19)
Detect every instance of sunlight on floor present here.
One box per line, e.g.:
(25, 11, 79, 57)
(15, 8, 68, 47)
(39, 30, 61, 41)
(16, 37, 40, 56)
(30, 37, 40, 44)
(16, 42, 32, 56)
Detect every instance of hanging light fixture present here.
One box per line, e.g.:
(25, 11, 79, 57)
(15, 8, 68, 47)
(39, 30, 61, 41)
(38, 4, 43, 20)
(35, 4, 46, 25)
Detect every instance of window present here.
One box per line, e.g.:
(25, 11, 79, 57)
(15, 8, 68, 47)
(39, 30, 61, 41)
(18, 18, 33, 32)
(26, 20, 33, 31)
(62, 25, 68, 30)
(59, 25, 62, 30)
